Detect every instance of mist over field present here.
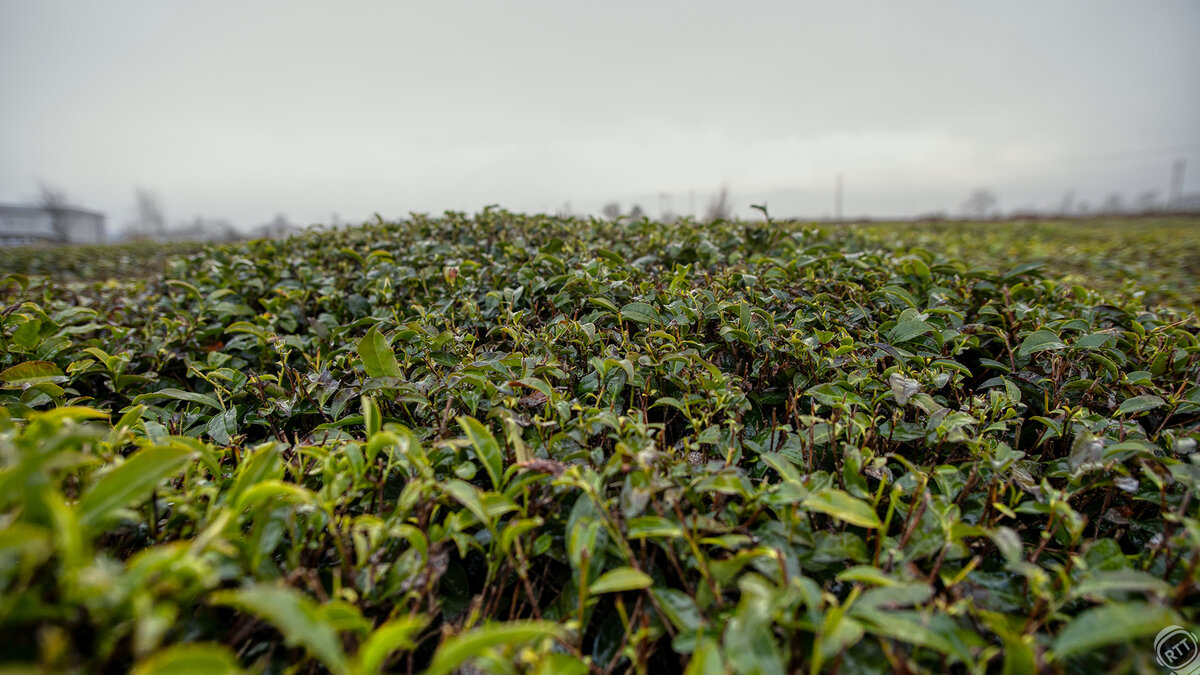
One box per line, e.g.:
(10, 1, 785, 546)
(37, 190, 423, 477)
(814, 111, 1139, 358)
(1, 1, 1198, 234)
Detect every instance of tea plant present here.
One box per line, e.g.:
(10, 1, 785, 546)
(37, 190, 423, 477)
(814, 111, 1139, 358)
(846, 217, 1200, 308)
(1, 211, 1197, 673)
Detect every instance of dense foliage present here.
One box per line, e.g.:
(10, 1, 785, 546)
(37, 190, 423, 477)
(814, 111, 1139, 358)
(2, 212, 1198, 674)
(0, 240, 208, 282)
(848, 217, 1200, 308)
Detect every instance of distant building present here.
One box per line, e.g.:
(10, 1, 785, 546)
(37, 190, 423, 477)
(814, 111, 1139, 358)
(0, 204, 105, 246)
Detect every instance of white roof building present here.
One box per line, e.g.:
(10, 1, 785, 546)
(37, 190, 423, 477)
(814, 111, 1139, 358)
(0, 204, 105, 246)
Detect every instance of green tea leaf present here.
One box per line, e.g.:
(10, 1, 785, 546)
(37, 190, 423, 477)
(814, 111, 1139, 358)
(212, 586, 349, 675)
(588, 566, 652, 595)
(357, 324, 401, 378)
(1017, 330, 1066, 357)
(1115, 394, 1165, 416)
(352, 617, 426, 675)
(227, 442, 282, 507)
(458, 416, 503, 490)
(133, 388, 224, 411)
(0, 360, 66, 388)
(1051, 602, 1179, 659)
(620, 302, 660, 325)
(889, 320, 933, 343)
(77, 445, 193, 531)
(802, 489, 882, 529)
(1069, 570, 1172, 600)
(130, 643, 242, 675)
(425, 621, 563, 675)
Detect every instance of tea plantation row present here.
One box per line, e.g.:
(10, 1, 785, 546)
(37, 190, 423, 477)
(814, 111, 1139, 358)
(1, 212, 1197, 673)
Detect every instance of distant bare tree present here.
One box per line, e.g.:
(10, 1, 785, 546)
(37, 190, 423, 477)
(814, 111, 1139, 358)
(628, 204, 645, 220)
(1057, 190, 1076, 217)
(601, 202, 621, 221)
(130, 188, 166, 238)
(961, 188, 998, 220)
(1101, 192, 1125, 215)
(37, 181, 70, 209)
(704, 185, 732, 222)
(36, 181, 71, 239)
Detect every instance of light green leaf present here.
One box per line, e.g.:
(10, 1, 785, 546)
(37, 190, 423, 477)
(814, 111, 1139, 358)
(458, 416, 503, 490)
(803, 489, 882, 529)
(626, 515, 683, 540)
(620, 302, 660, 325)
(443, 479, 490, 528)
(1075, 332, 1115, 350)
(1051, 602, 1179, 659)
(212, 586, 348, 675)
(357, 324, 401, 378)
(889, 320, 933, 343)
(425, 621, 563, 675)
(836, 565, 899, 587)
(652, 587, 703, 632)
(0, 360, 66, 388)
(588, 566, 652, 595)
(1001, 261, 1044, 280)
(206, 407, 238, 445)
(234, 480, 320, 513)
(1069, 570, 1172, 600)
(77, 445, 193, 531)
(853, 608, 955, 656)
(352, 616, 426, 675)
(226, 443, 282, 509)
(1018, 330, 1066, 358)
(588, 296, 620, 314)
(130, 643, 243, 675)
(1115, 395, 1165, 416)
(362, 395, 381, 438)
(133, 388, 224, 411)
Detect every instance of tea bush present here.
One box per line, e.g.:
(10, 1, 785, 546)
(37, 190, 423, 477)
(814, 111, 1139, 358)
(2, 211, 1197, 673)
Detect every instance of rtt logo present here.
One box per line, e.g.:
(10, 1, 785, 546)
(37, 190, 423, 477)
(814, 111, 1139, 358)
(1156, 625, 1200, 675)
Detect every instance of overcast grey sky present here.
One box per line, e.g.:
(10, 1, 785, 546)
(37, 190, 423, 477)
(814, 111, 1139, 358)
(2, 1, 1198, 229)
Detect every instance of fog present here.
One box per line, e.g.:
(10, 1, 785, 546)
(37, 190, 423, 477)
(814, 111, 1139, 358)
(1, 1, 1198, 232)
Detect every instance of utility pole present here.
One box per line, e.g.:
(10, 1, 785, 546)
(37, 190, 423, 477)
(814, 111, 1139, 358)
(1169, 158, 1186, 210)
(689, 190, 696, 218)
(835, 174, 844, 224)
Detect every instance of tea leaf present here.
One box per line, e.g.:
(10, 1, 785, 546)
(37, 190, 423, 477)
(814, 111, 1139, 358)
(1051, 603, 1179, 659)
(1018, 330, 1066, 357)
(620, 302, 660, 325)
(357, 324, 401, 378)
(1115, 395, 1165, 416)
(212, 586, 349, 675)
(458, 416, 503, 490)
(352, 616, 426, 675)
(130, 643, 242, 675)
(426, 621, 563, 675)
(77, 445, 193, 531)
(588, 566, 652, 595)
(803, 489, 882, 529)
(0, 360, 66, 388)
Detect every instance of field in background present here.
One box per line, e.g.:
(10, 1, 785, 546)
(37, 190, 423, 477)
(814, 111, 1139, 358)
(847, 217, 1200, 307)
(1, 212, 1197, 673)
(0, 240, 208, 282)
(4, 216, 1197, 305)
